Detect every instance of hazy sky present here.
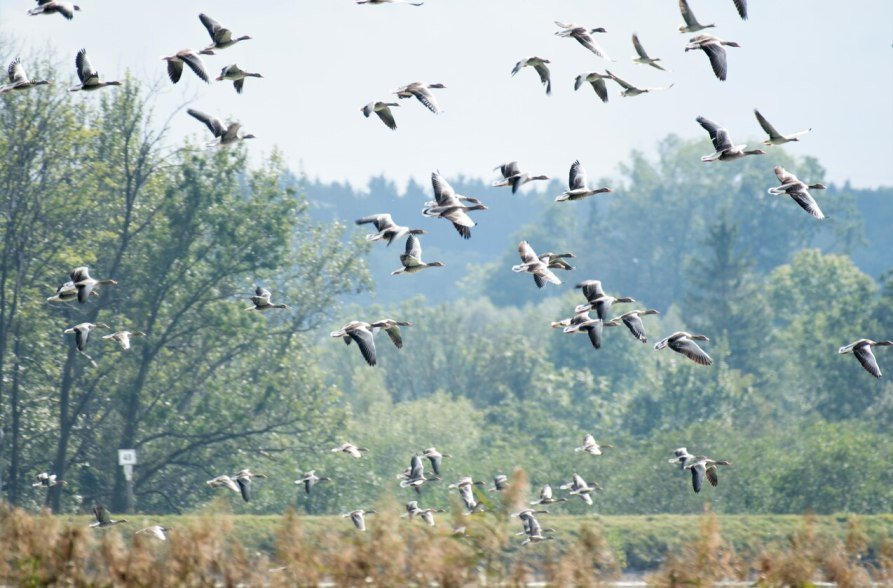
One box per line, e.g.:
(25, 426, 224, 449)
(3, 1, 892, 190)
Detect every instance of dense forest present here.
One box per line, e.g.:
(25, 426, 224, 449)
(0, 58, 891, 519)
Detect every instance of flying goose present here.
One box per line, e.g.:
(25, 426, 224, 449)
(677, 0, 715, 33)
(697, 116, 765, 162)
(610, 309, 660, 342)
(199, 13, 252, 54)
(187, 109, 255, 147)
(422, 172, 487, 239)
(0, 59, 50, 94)
(136, 526, 170, 541)
(538, 252, 575, 271)
(518, 511, 554, 546)
(576, 280, 606, 308)
(456, 483, 481, 514)
(632, 34, 667, 71)
(684, 456, 731, 493)
(162, 49, 210, 84)
(654, 331, 713, 365)
(64, 322, 109, 351)
(556, 160, 612, 202)
(554, 22, 611, 60)
(216, 64, 262, 94)
(28, 0, 79, 19)
(90, 505, 127, 528)
(578, 293, 637, 320)
(392, 235, 444, 275)
(838, 339, 893, 378)
(207, 475, 240, 493)
(552, 309, 608, 349)
(70, 49, 121, 92)
(767, 166, 827, 219)
(669, 447, 696, 469)
(246, 286, 288, 311)
(530, 484, 567, 506)
(489, 474, 509, 492)
(393, 82, 446, 114)
(606, 70, 673, 97)
(492, 161, 550, 194)
(362, 101, 400, 130)
(330, 320, 411, 366)
(559, 473, 600, 505)
(417, 507, 446, 526)
(399, 455, 437, 494)
(513, 241, 562, 288)
(331, 442, 370, 458)
(574, 71, 611, 103)
(356, 0, 424, 4)
(754, 109, 812, 146)
(420, 447, 450, 476)
(33, 472, 65, 487)
(46, 280, 99, 303)
(355, 213, 426, 245)
(343, 509, 375, 531)
(232, 469, 266, 502)
(402, 500, 422, 520)
(575, 434, 613, 456)
(685, 35, 741, 81)
(69, 266, 117, 303)
(295, 470, 331, 494)
(511, 57, 552, 95)
(102, 330, 146, 351)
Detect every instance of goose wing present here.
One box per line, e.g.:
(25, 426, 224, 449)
(8, 58, 27, 84)
(853, 344, 882, 377)
(426, 454, 443, 475)
(236, 476, 251, 502)
(187, 109, 226, 137)
(499, 161, 520, 179)
(75, 327, 89, 351)
(701, 42, 728, 81)
(690, 463, 705, 493)
(678, 0, 699, 26)
(589, 77, 608, 102)
(532, 61, 552, 94)
(671, 337, 713, 365)
(411, 86, 441, 114)
(75, 49, 97, 85)
(733, 0, 748, 19)
(355, 213, 395, 232)
(568, 160, 587, 190)
(431, 172, 457, 205)
(622, 313, 648, 342)
(93, 505, 110, 525)
(632, 34, 649, 59)
(166, 59, 184, 84)
(607, 70, 636, 91)
(518, 241, 538, 264)
(697, 116, 731, 151)
(774, 166, 798, 185)
(586, 321, 603, 349)
(375, 105, 398, 130)
(381, 324, 404, 349)
(442, 208, 475, 239)
(706, 465, 719, 487)
(347, 326, 377, 366)
(199, 13, 226, 43)
(574, 31, 607, 58)
(405, 234, 422, 258)
(578, 280, 604, 302)
(788, 189, 825, 220)
(755, 110, 782, 141)
(181, 52, 210, 83)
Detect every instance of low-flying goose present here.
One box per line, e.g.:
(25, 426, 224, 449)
(632, 34, 667, 71)
(64, 323, 109, 352)
(513, 241, 562, 288)
(232, 469, 266, 502)
(403, 500, 422, 520)
(136, 526, 170, 541)
(0, 59, 50, 94)
(559, 473, 600, 505)
(216, 64, 262, 94)
(70, 49, 121, 92)
(422, 172, 487, 239)
(356, 0, 424, 5)
(199, 13, 252, 54)
(576, 280, 606, 308)
(574, 71, 611, 103)
(684, 456, 731, 493)
(187, 109, 255, 147)
(46, 280, 99, 303)
(554, 22, 611, 60)
(530, 484, 567, 506)
(393, 82, 446, 114)
(343, 509, 375, 531)
(556, 160, 612, 202)
(838, 339, 893, 378)
(33, 472, 65, 487)
(610, 309, 660, 343)
(90, 505, 127, 528)
(677, 0, 714, 33)
(768, 166, 827, 219)
(579, 293, 637, 320)
(69, 266, 117, 303)
(207, 475, 240, 493)
(575, 434, 613, 456)
(492, 161, 550, 194)
(697, 116, 764, 162)
(552, 310, 607, 349)
(511, 57, 552, 95)
(392, 235, 444, 275)
(28, 0, 79, 19)
(295, 470, 331, 494)
(669, 447, 695, 469)
(355, 213, 426, 245)
(449, 476, 485, 513)
(606, 70, 673, 97)
(246, 286, 288, 311)
(685, 35, 741, 81)
(489, 474, 509, 492)
(418, 507, 445, 526)
(518, 511, 554, 546)
(420, 447, 450, 476)
(331, 319, 411, 366)
(362, 101, 400, 130)
(102, 330, 146, 351)
(331, 442, 370, 458)
(400, 455, 437, 494)
(162, 50, 210, 84)
(654, 331, 713, 365)
(755, 109, 811, 146)
(538, 252, 575, 271)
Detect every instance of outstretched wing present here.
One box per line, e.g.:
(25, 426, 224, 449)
(854, 345, 882, 377)
(75, 49, 97, 84)
(755, 109, 781, 140)
(347, 327, 377, 366)
(568, 160, 587, 190)
(199, 13, 225, 41)
(187, 109, 226, 137)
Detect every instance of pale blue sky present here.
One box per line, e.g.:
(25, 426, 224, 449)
(2, 0, 892, 189)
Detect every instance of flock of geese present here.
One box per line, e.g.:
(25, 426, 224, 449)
(11, 0, 890, 546)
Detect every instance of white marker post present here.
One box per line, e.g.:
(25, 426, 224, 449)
(118, 449, 137, 513)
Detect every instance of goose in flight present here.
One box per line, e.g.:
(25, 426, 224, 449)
(343, 509, 375, 531)
(187, 109, 255, 147)
(839, 339, 893, 378)
(199, 13, 252, 54)
(684, 456, 731, 493)
(551, 310, 610, 350)
(420, 447, 450, 476)
(136, 526, 170, 541)
(492, 161, 550, 194)
(575, 434, 613, 456)
(530, 484, 567, 506)
(246, 286, 288, 311)
(355, 213, 425, 246)
(330, 319, 411, 366)
(207, 475, 240, 493)
(362, 101, 400, 130)
(295, 470, 331, 494)
(489, 474, 509, 492)
(69, 266, 117, 303)
(399, 455, 437, 494)
(606, 70, 673, 97)
(677, 0, 715, 33)
(216, 64, 262, 94)
(162, 49, 210, 84)
(232, 469, 266, 502)
(669, 447, 696, 469)
(754, 109, 811, 146)
(511, 57, 552, 95)
(392, 235, 444, 275)
(576, 280, 606, 309)
(423, 172, 487, 239)
(559, 473, 600, 506)
(33, 472, 65, 487)
(46, 280, 100, 304)
(393, 82, 446, 114)
(767, 166, 827, 219)
(102, 330, 146, 351)
(610, 309, 660, 343)
(28, 0, 79, 19)
(0, 59, 50, 94)
(90, 505, 127, 528)
(685, 35, 741, 81)
(574, 71, 611, 103)
(697, 116, 764, 162)
(538, 252, 575, 272)
(331, 441, 370, 458)
(70, 49, 121, 92)
(64, 323, 109, 352)
(518, 511, 554, 546)
(576, 293, 637, 320)
(654, 331, 713, 365)
(513, 241, 562, 288)
(556, 160, 612, 202)
(554, 22, 611, 60)
(631, 34, 667, 71)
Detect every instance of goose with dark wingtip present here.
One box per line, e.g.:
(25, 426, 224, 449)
(754, 109, 811, 146)
(575, 434, 613, 456)
(839, 339, 893, 378)
(343, 509, 375, 531)
(530, 484, 567, 506)
(362, 101, 400, 130)
(187, 109, 255, 147)
(559, 473, 601, 506)
(0, 59, 50, 94)
(697, 116, 764, 162)
(768, 166, 827, 219)
(90, 505, 127, 528)
(102, 330, 146, 351)
(554, 21, 610, 60)
(552, 309, 610, 350)
(64, 322, 109, 352)
(511, 57, 552, 95)
(684, 456, 731, 493)
(232, 469, 267, 502)
(677, 0, 714, 33)
(69, 266, 117, 303)
(392, 235, 444, 275)
(556, 161, 612, 202)
(246, 286, 288, 311)
(513, 241, 562, 288)
(420, 447, 450, 476)
(70, 49, 121, 92)
(493, 161, 550, 194)
(669, 447, 696, 469)
(632, 34, 667, 71)
(217, 64, 262, 94)
(393, 82, 446, 114)
(611, 309, 660, 343)
(331, 442, 370, 458)
(162, 49, 210, 84)
(295, 470, 331, 494)
(199, 13, 252, 54)
(574, 71, 611, 103)
(422, 172, 487, 239)
(28, 0, 79, 19)
(330, 320, 411, 366)
(654, 331, 713, 365)
(356, 213, 426, 246)
(607, 70, 673, 97)
(685, 35, 741, 81)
